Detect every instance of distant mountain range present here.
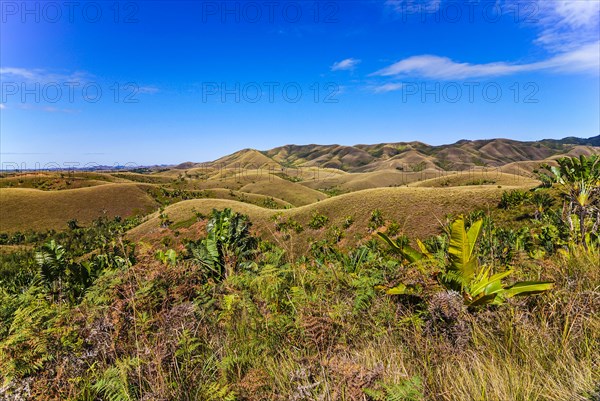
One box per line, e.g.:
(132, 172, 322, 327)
(187, 135, 600, 172)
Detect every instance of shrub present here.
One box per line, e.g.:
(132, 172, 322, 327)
(498, 189, 530, 209)
(369, 209, 385, 231)
(308, 211, 329, 230)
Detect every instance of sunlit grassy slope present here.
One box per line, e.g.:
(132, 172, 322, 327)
(127, 186, 515, 248)
(409, 171, 540, 188)
(0, 184, 157, 232)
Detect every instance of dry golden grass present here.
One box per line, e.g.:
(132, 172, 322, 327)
(213, 149, 279, 169)
(109, 172, 175, 184)
(0, 183, 157, 232)
(409, 171, 540, 188)
(301, 169, 450, 193)
(240, 177, 327, 206)
(0, 245, 33, 254)
(0, 173, 112, 191)
(203, 188, 293, 208)
(127, 186, 515, 248)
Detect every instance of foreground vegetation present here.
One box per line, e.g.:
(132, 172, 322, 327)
(0, 156, 598, 401)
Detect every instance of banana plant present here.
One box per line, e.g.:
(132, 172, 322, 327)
(379, 217, 554, 306)
(186, 208, 257, 280)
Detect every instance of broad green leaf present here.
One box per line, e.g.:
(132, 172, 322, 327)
(385, 283, 421, 295)
(416, 239, 431, 257)
(204, 238, 220, 263)
(468, 293, 499, 307)
(378, 232, 423, 263)
(505, 281, 554, 297)
(165, 249, 177, 266)
(470, 269, 512, 297)
(386, 284, 408, 295)
(402, 245, 424, 264)
(467, 219, 483, 257)
(377, 232, 401, 251)
(448, 217, 481, 281)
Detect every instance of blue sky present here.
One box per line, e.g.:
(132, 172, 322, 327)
(1, 0, 599, 167)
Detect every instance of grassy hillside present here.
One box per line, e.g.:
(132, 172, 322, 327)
(240, 178, 328, 206)
(127, 186, 515, 250)
(409, 171, 540, 188)
(1, 181, 598, 400)
(0, 184, 157, 232)
(1, 138, 597, 236)
(262, 136, 600, 172)
(0, 172, 113, 191)
(1, 154, 599, 400)
(300, 169, 418, 193)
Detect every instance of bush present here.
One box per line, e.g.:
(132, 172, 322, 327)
(498, 189, 530, 209)
(308, 211, 329, 230)
(369, 209, 385, 231)
(342, 215, 354, 229)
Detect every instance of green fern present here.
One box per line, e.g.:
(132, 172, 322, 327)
(92, 357, 139, 401)
(0, 285, 57, 382)
(364, 376, 424, 401)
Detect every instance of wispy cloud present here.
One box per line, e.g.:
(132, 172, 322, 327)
(331, 58, 361, 71)
(16, 104, 80, 113)
(41, 106, 79, 113)
(371, 42, 600, 79)
(0, 104, 6, 110)
(534, 0, 600, 52)
(384, 0, 441, 13)
(138, 86, 160, 95)
(374, 0, 600, 80)
(370, 82, 404, 93)
(0, 67, 89, 83)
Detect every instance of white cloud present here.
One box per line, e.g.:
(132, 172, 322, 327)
(331, 58, 361, 71)
(539, 41, 600, 72)
(138, 86, 159, 95)
(0, 67, 88, 83)
(372, 42, 599, 79)
(534, 0, 600, 52)
(41, 106, 79, 113)
(384, 0, 441, 13)
(0, 67, 38, 80)
(373, 0, 600, 80)
(0, 68, 160, 100)
(371, 82, 404, 93)
(371, 0, 600, 80)
(0, 104, 5, 109)
(371, 42, 600, 80)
